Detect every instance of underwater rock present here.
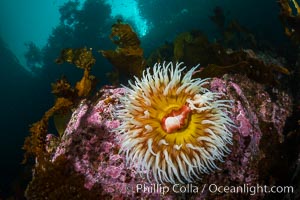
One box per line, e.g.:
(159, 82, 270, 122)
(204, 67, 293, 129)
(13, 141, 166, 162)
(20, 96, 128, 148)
(26, 72, 293, 199)
(206, 74, 292, 199)
(45, 86, 163, 199)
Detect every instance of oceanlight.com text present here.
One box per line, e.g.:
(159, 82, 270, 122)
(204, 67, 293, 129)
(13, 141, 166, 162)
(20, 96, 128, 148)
(208, 184, 294, 196)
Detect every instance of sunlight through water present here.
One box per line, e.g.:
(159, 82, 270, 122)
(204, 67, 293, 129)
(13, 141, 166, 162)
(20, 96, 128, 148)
(104, 0, 149, 37)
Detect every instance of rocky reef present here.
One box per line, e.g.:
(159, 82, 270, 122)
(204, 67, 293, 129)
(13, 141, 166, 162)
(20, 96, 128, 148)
(25, 71, 293, 199)
(22, 19, 300, 199)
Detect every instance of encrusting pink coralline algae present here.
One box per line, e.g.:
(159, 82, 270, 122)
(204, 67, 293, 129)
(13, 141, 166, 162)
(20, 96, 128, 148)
(44, 73, 292, 199)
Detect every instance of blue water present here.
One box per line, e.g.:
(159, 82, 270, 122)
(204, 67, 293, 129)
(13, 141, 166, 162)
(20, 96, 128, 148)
(0, 0, 293, 198)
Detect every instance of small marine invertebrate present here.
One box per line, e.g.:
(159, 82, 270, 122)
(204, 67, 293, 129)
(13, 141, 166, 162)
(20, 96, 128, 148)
(118, 61, 235, 184)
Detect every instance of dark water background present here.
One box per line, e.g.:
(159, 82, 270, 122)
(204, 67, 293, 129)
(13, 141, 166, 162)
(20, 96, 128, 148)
(0, 0, 293, 198)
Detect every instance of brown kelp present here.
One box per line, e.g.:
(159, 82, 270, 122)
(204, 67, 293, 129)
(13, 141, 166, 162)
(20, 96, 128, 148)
(100, 21, 146, 78)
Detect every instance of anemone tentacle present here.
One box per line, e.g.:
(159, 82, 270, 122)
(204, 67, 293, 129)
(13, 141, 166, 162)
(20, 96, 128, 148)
(117, 61, 234, 184)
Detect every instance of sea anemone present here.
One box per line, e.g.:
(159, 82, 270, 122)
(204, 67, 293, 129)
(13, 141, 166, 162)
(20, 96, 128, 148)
(117, 61, 234, 184)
